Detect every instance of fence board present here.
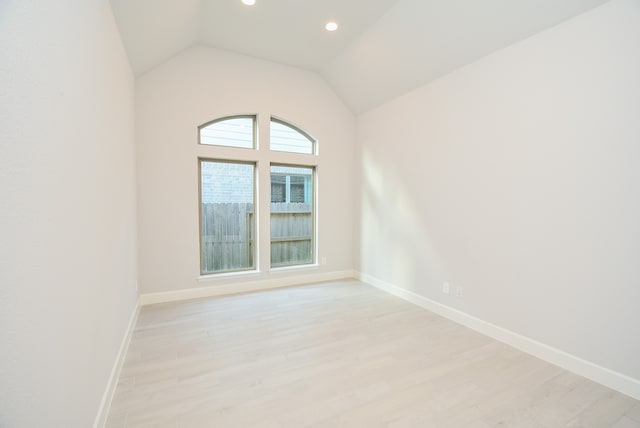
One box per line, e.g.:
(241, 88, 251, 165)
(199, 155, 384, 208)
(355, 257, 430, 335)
(270, 202, 312, 266)
(201, 202, 312, 272)
(201, 203, 254, 272)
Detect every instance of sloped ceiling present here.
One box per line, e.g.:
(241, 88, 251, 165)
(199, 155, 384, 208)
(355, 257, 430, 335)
(109, 0, 610, 113)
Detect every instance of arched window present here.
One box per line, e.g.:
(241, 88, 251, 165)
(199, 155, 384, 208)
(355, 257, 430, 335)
(199, 115, 256, 149)
(270, 117, 316, 154)
(198, 114, 318, 276)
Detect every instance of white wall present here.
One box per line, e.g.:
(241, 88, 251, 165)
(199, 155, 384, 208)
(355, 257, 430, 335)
(0, 1, 138, 426)
(136, 46, 356, 295)
(357, 0, 640, 382)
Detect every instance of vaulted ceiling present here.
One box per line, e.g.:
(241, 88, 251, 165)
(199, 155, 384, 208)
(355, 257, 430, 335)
(109, 0, 609, 113)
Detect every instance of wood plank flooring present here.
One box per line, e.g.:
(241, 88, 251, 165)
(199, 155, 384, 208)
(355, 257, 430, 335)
(106, 280, 639, 428)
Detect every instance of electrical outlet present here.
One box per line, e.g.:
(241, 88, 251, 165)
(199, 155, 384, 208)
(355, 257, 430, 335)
(442, 282, 450, 294)
(455, 286, 464, 298)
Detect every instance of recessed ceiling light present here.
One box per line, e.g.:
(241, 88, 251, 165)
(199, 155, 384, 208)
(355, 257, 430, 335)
(325, 22, 338, 32)
(242, 0, 255, 5)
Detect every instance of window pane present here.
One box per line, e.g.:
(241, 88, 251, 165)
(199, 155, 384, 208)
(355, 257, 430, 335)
(270, 175, 286, 203)
(200, 116, 255, 149)
(200, 160, 255, 274)
(270, 165, 314, 267)
(290, 176, 306, 202)
(270, 119, 315, 154)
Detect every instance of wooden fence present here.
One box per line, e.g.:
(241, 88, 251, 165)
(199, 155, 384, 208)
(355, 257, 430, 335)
(270, 202, 312, 267)
(201, 202, 312, 272)
(201, 203, 254, 272)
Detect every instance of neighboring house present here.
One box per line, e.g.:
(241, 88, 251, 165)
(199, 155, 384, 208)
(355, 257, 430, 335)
(200, 163, 312, 205)
(200, 162, 254, 204)
(270, 166, 312, 204)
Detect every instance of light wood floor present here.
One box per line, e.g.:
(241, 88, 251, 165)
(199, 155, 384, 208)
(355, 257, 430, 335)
(106, 280, 640, 428)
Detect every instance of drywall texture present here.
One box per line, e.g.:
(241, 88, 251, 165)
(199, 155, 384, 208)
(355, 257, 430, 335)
(136, 46, 356, 294)
(357, 0, 640, 380)
(0, 1, 138, 426)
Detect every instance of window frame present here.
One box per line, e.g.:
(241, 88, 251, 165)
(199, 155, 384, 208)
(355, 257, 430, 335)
(198, 158, 258, 276)
(269, 163, 316, 269)
(197, 114, 319, 278)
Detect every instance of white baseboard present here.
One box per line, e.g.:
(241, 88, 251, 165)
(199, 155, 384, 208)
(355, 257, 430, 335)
(93, 300, 141, 428)
(140, 270, 357, 306)
(356, 272, 640, 400)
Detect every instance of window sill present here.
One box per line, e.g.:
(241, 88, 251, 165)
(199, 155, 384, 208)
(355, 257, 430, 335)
(198, 269, 260, 282)
(270, 263, 320, 273)
(197, 264, 321, 285)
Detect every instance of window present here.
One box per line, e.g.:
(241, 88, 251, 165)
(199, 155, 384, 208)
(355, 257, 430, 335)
(270, 117, 315, 154)
(270, 165, 314, 267)
(198, 115, 317, 275)
(199, 115, 255, 149)
(270, 175, 286, 203)
(270, 166, 313, 204)
(199, 160, 255, 274)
